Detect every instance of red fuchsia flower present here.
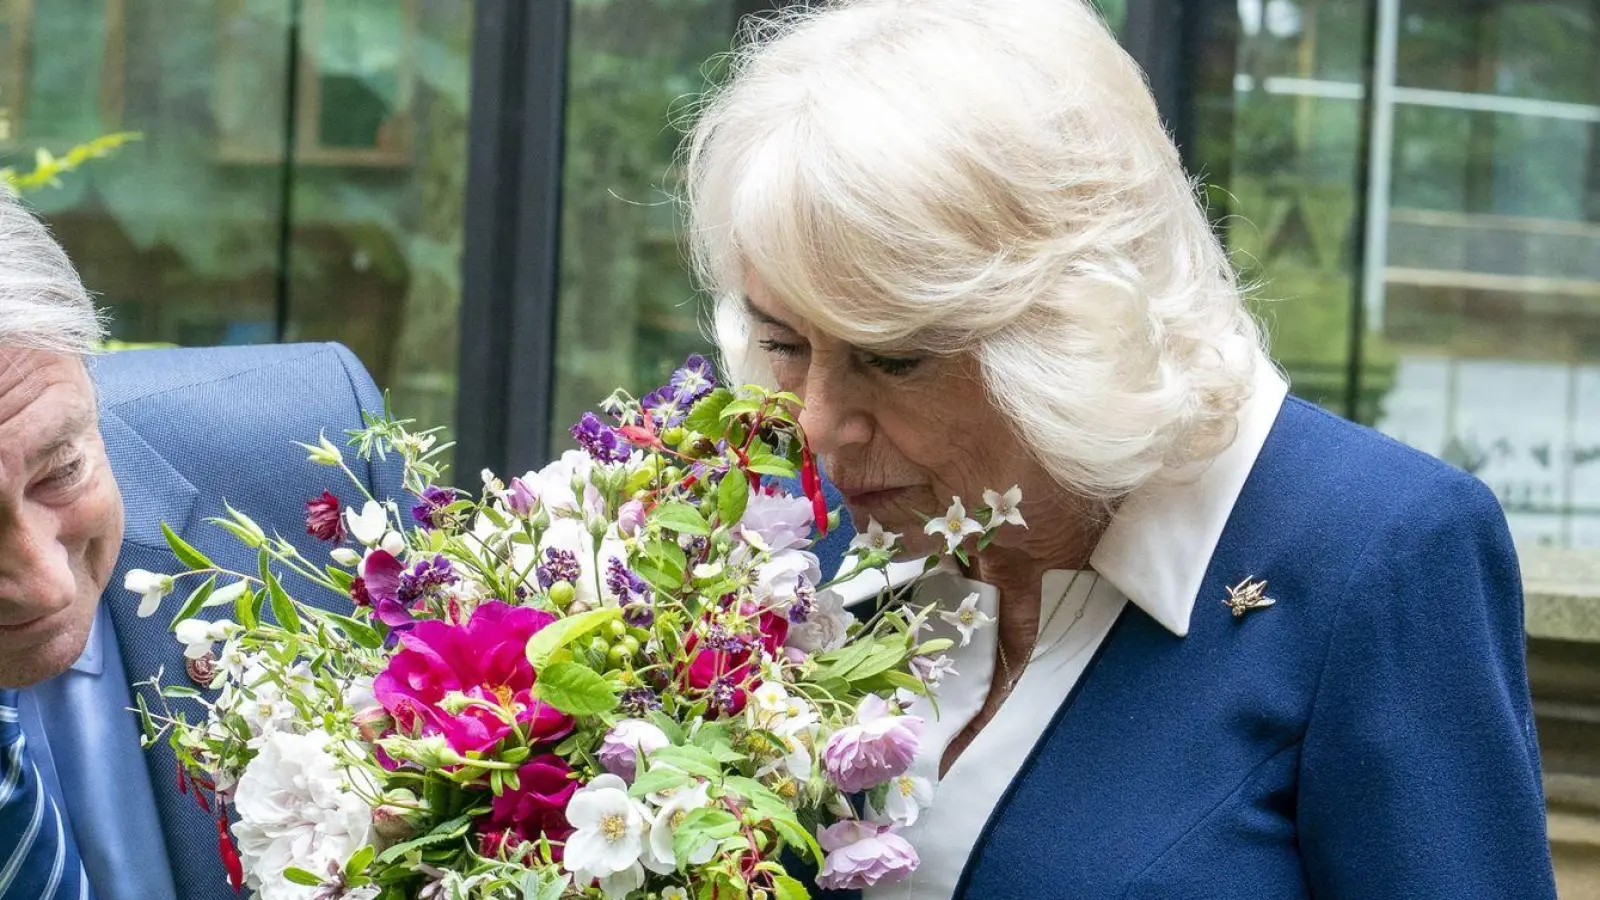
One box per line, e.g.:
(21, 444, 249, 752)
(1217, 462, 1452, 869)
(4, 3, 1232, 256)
(305, 491, 346, 543)
(801, 444, 829, 538)
(680, 612, 789, 716)
(476, 753, 578, 862)
(374, 601, 574, 755)
(216, 815, 244, 892)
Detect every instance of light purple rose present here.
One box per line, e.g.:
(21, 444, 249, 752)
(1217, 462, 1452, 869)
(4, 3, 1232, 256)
(617, 500, 647, 537)
(816, 820, 919, 890)
(737, 491, 815, 553)
(596, 719, 669, 783)
(822, 695, 923, 793)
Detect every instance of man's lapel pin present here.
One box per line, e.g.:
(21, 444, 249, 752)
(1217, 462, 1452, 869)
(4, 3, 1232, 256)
(1224, 577, 1276, 618)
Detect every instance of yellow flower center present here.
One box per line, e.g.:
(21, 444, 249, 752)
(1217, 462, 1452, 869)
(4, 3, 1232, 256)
(671, 809, 689, 829)
(946, 517, 963, 533)
(601, 812, 628, 841)
(493, 685, 516, 708)
(897, 776, 915, 797)
(959, 609, 976, 626)
(776, 779, 799, 800)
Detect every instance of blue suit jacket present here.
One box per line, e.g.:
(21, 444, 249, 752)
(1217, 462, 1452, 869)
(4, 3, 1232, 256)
(810, 397, 1556, 898)
(91, 344, 401, 900)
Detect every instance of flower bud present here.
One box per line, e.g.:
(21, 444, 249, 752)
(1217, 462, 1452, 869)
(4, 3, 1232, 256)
(372, 803, 423, 842)
(380, 531, 406, 557)
(506, 477, 537, 517)
(331, 547, 362, 567)
(300, 434, 345, 466)
(353, 707, 395, 743)
(549, 581, 576, 607)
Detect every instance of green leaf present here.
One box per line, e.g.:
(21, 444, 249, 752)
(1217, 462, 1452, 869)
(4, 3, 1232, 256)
(534, 661, 618, 716)
(845, 642, 910, 682)
(633, 559, 682, 595)
(345, 844, 375, 878)
(283, 867, 324, 887)
(235, 587, 263, 631)
(746, 453, 797, 478)
(684, 388, 735, 436)
(913, 638, 955, 656)
(628, 765, 693, 800)
(673, 807, 740, 865)
(815, 638, 876, 682)
(162, 522, 215, 571)
(719, 398, 761, 420)
(325, 612, 383, 649)
(521, 870, 570, 900)
(648, 710, 686, 744)
(716, 470, 751, 527)
(374, 814, 473, 865)
(723, 775, 789, 814)
(168, 575, 217, 629)
(643, 539, 687, 580)
(265, 570, 300, 633)
(525, 607, 622, 667)
(160, 685, 201, 700)
(650, 502, 710, 536)
(772, 815, 824, 865)
(325, 565, 355, 593)
(646, 744, 723, 779)
(774, 875, 811, 900)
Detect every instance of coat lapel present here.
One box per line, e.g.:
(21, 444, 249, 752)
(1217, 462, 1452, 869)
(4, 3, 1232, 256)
(100, 409, 242, 900)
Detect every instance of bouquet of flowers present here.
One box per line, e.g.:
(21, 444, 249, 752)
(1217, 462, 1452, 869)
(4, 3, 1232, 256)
(130, 356, 1016, 900)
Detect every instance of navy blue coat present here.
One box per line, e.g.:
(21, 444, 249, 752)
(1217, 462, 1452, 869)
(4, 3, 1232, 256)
(811, 396, 1556, 898)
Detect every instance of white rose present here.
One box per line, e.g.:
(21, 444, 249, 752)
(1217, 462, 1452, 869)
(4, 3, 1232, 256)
(231, 730, 374, 900)
(786, 589, 856, 653)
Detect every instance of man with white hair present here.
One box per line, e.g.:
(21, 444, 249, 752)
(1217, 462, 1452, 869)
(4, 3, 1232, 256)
(0, 189, 397, 899)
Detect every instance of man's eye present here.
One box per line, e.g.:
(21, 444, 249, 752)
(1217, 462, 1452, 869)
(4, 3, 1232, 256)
(758, 339, 805, 358)
(40, 459, 86, 490)
(864, 354, 923, 377)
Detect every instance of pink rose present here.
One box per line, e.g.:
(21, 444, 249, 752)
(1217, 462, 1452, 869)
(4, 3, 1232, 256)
(816, 820, 919, 890)
(822, 695, 923, 793)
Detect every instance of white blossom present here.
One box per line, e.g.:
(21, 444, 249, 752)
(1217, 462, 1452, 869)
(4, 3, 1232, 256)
(230, 730, 374, 900)
(849, 518, 901, 554)
(873, 774, 934, 828)
(564, 774, 650, 879)
(786, 589, 856, 653)
(173, 618, 240, 660)
(983, 486, 1026, 529)
(343, 501, 388, 547)
(126, 569, 174, 618)
(644, 782, 715, 874)
(938, 593, 995, 647)
(923, 499, 983, 553)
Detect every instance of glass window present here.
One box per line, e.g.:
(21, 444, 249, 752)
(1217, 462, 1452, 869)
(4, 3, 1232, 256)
(0, 0, 472, 451)
(549, 0, 738, 453)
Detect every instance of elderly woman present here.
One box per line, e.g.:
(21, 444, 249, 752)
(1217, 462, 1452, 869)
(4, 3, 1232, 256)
(681, 1, 1556, 898)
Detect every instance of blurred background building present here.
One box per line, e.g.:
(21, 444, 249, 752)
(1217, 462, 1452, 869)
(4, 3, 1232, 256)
(2, 0, 1596, 893)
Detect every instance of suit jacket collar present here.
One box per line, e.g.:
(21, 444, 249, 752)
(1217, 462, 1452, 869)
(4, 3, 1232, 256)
(100, 407, 198, 550)
(1089, 358, 1288, 637)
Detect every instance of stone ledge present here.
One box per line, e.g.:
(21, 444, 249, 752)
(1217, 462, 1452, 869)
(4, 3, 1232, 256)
(1521, 547, 1600, 644)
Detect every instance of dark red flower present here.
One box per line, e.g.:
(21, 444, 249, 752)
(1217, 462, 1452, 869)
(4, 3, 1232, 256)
(476, 753, 577, 863)
(305, 491, 345, 543)
(801, 444, 829, 537)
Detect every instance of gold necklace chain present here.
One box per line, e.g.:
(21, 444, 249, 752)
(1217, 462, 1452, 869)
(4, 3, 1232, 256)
(994, 570, 1093, 701)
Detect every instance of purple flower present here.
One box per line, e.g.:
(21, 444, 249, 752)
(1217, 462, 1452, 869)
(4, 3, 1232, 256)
(815, 821, 919, 890)
(399, 555, 458, 605)
(605, 558, 649, 604)
(536, 548, 581, 589)
(822, 695, 923, 794)
(640, 385, 690, 429)
(737, 491, 816, 553)
(622, 604, 655, 629)
(506, 477, 537, 517)
(570, 412, 630, 464)
(669, 354, 717, 403)
(617, 500, 646, 537)
(359, 550, 414, 629)
(787, 585, 814, 624)
(411, 486, 457, 531)
(596, 719, 669, 783)
(619, 687, 661, 716)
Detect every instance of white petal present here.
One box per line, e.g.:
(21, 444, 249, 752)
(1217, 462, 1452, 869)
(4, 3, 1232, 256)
(380, 531, 406, 556)
(345, 501, 388, 546)
(982, 489, 1002, 510)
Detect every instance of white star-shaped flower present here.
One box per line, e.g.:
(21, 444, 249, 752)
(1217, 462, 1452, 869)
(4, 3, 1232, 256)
(343, 500, 389, 547)
(938, 592, 995, 647)
(923, 499, 983, 553)
(983, 486, 1026, 529)
(849, 518, 902, 554)
(126, 569, 175, 618)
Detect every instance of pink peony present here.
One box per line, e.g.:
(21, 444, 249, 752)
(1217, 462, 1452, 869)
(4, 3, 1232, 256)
(596, 719, 670, 783)
(822, 695, 923, 793)
(815, 820, 919, 890)
(477, 753, 578, 861)
(374, 601, 573, 755)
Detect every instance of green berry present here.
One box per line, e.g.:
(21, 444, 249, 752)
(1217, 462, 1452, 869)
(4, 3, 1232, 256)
(549, 581, 575, 606)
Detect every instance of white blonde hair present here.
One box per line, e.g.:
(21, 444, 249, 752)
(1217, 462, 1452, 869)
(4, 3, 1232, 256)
(0, 189, 103, 355)
(682, 0, 1266, 500)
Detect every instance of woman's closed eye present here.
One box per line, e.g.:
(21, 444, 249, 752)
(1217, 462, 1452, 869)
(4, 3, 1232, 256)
(36, 457, 87, 495)
(862, 353, 922, 377)
(758, 338, 805, 358)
